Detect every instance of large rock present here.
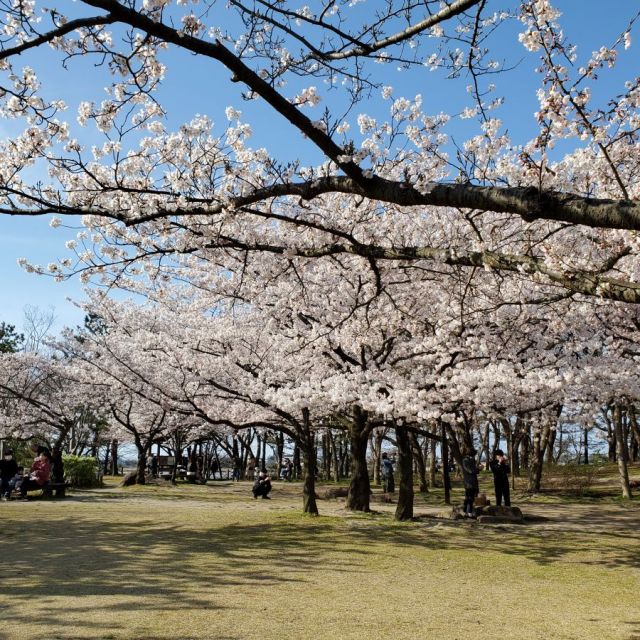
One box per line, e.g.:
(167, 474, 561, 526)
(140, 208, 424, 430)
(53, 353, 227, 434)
(316, 486, 349, 500)
(120, 472, 138, 487)
(440, 505, 466, 520)
(476, 505, 524, 523)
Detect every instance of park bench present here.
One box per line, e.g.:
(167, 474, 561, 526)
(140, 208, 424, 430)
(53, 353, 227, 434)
(8, 480, 70, 500)
(41, 481, 71, 498)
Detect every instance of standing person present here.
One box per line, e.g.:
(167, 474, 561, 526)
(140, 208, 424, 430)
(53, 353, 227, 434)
(19, 446, 51, 498)
(461, 447, 479, 518)
(381, 452, 395, 493)
(489, 449, 511, 507)
(0, 449, 19, 499)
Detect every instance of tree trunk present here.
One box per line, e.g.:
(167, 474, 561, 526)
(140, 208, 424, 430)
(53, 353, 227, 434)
(614, 404, 632, 499)
(428, 438, 437, 488)
(301, 409, 319, 515)
(275, 431, 284, 478)
(134, 435, 148, 485)
(293, 443, 302, 480)
(528, 421, 551, 493)
(346, 406, 371, 512)
(51, 444, 66, 497)
(628, 406, 640, 463)
(411, 432, 428, 493)
(480, 422, 490, 467)
(109, 439, 119, 476)
(441, 421, 451, 505)
(546, 428, 556, 465)
(372, 430, 383, 486)
(103, 443, 110, 475)
(395, 423, 414, 520)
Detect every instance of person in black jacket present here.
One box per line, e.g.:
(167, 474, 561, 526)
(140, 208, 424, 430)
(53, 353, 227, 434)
(252, 470, 272, 499)
(0, 449, 19, 499)
(461, 448, 479, 518)
(489, 449, 511, 507)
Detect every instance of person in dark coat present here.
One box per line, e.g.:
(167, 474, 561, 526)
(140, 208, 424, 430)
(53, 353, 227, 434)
(381, 452, 395, 493)
(1, 449, 19, 499)
(489, 449, 511, 507)
(461, 448, 479, 518)
(252, 470, 272, 499)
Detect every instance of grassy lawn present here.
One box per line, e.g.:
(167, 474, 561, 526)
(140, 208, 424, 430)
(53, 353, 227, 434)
(1, 473, 639, 640)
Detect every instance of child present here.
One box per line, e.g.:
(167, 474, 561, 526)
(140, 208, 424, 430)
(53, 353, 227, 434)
(4, 466, 24, 500)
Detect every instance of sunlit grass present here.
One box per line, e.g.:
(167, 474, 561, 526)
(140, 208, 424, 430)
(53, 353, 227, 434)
(1, 474, 639, 639)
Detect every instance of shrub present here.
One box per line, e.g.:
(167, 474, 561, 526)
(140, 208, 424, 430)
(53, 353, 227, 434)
(63, 455, 102, 488)
(553, 463, 600, 495)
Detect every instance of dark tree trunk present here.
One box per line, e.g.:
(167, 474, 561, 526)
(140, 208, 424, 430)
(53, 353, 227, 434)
(520, 427, 531, 470)
(480, 422, 490, 467)
(275, 431, 285, 477)
(322, 430, 331, 481)
(51, 445, 66, 497)
(614, 404, 632, 499)
(628, 406, 640, 463)
(103, 443, 110, 475)
(293, 442, 302, 480)
(528, 421, 552, 493)
(330, 430, 340, 481)
(428, 437, 436, 488)
(372, 430, 383, 486)
(546, 428, 556, 465)
(395, 423, 414, 520)
(411, 432, 428, 493)
(301, 409, 319, 515)
(135, 437, 147, 485)
(346, 406, 371, 512)
(441, 421, 451, 505)
(109, 439, 119, 476)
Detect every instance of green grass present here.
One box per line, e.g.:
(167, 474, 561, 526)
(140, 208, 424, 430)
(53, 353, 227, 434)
(1, 477, 639, 640)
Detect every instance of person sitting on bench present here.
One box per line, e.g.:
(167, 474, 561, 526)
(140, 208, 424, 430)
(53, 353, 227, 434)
(19, 446, 51, 498)
(252, 470, 272, 499)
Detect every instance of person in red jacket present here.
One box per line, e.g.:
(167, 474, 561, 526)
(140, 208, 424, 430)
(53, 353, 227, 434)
(19, 446, 51, 498)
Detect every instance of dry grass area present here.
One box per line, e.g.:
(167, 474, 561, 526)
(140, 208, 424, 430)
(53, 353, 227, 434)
(1, 476, 639, 640)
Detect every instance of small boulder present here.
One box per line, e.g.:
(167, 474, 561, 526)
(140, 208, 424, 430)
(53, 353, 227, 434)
(475, 505, 524, 523)
(317, 486, 349, 500)
(120, 472, 138, 487)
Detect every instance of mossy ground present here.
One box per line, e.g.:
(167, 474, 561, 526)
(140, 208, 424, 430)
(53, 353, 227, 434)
(1, 467, 639, 640)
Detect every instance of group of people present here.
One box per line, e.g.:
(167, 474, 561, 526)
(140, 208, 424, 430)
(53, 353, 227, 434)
(462, 448, 511, 518)
(0, 446, 52, 500)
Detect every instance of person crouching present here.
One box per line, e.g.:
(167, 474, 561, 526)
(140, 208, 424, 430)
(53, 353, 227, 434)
(252, 470, 272, 499)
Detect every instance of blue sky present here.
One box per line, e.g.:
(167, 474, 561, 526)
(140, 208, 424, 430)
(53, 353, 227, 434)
(0, 1, 637, 334)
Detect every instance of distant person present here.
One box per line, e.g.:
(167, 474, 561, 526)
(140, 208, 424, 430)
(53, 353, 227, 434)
(461, 448, 479, 518)
(381, 452, 395, 493)
(232, 464, 241, 482)
(150, 455, 159, 478)
(0, 449, 19, 499)
(489, 449, 511, 507)
(252, 469, 272, 499)
(19, 446, 51, 498)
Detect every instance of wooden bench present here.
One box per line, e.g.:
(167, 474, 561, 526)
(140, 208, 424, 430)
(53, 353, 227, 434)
(41, 481, 71, 498)
(9, 481, 70, 500)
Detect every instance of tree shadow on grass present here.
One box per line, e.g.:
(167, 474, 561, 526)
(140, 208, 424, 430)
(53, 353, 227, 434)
(0, 513, 374, 638)
(2, 495, 639, 638)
